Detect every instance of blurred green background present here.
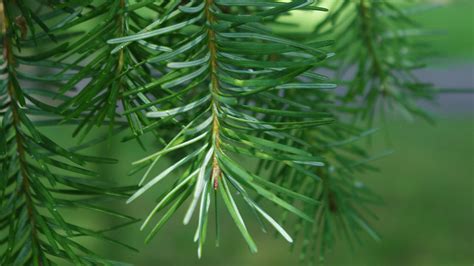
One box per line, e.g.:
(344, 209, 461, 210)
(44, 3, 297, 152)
(51, 0, 474, 265)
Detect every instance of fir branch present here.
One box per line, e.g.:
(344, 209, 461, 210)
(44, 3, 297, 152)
(285, 0, 442, 263)
(114, 0, 335, 257)
(0, 0, 447, 264)
(0, 1, 137, 264)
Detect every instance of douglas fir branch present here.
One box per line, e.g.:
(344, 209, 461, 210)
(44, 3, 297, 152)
(0, 0, 437, 265)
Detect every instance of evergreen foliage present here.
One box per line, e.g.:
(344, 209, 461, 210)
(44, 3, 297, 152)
(0, 0, 441, 264)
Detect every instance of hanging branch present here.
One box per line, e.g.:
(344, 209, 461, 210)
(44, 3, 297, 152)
(0, 0, 448, 264)
(106, 0, 338, 256)
(283, 0, 441, 263)
(0, 1, 137, 264)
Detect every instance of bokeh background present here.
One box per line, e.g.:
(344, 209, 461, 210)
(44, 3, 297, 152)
(48, 0, 474, 265)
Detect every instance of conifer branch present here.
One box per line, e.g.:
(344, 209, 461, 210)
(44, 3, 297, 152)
(0, 1, 137, 264)
(285, 0, 440, 263)
(118, 0, 335, 256)
(0, 0, 446, 264)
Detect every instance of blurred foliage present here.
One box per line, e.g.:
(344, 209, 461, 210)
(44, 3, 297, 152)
(415, 0, 474, 61)
(280, 0, 474, 61)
